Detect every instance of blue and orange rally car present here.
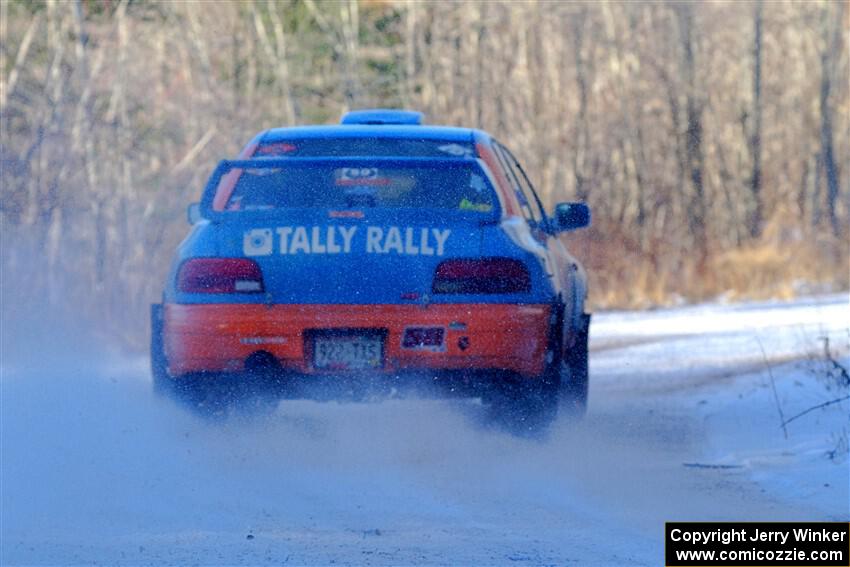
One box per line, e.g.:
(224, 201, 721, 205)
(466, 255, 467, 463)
(151, 110, 591, 418)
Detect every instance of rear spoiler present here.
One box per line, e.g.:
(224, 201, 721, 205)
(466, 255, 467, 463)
(340, 109, 424, 125)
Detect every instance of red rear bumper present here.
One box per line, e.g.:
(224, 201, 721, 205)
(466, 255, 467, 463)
(164, 303, 549, 378)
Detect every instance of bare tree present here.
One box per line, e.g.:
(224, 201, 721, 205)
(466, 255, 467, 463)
(748, 0, 764, 239)
(674, 2, 708, 264)
(818, 0, 844, 237)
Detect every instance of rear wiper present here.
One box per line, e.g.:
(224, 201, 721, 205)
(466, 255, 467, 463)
(343, 186, 377, 208)
(344, 195, 376, 208)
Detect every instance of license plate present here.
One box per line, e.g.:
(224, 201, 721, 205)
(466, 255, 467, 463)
(313, 334, 383, 370)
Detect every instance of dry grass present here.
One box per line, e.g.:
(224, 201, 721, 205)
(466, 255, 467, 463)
(565, 211, 849, 311)
(709, 240, 844, 302)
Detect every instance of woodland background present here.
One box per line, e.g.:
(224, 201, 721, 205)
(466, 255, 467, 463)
(0, 0, 847, 347)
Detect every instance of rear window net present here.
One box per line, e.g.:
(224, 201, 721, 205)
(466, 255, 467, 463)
(205, 158, 499, 216)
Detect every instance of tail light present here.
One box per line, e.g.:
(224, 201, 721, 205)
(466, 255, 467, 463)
(432, 258, 531, 294)
(177, 258, 264, 294)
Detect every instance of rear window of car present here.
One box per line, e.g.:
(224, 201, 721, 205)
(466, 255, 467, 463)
(220, 162, 496, 213)
(255, 138, 475, 158)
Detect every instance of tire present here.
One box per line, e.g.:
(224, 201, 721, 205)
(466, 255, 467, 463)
(562, 313, 590, 416)
(150, 303, 173, 395)
(489, 372, 559, 435)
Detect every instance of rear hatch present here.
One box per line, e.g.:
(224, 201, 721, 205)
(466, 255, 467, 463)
(201, 157, 500, 305)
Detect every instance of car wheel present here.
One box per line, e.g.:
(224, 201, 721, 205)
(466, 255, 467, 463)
(486, 372, 558, 433)
(562, 313, 590, 417)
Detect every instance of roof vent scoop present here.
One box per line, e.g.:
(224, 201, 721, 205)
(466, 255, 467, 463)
(340, 109, 424, 126)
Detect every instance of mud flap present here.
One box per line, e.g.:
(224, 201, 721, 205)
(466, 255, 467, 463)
(150, 304, 170, 393)
(544, 297, 566, 388)
(563, 312, 590, 416)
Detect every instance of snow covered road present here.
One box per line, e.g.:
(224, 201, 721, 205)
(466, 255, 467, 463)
(2, 295, 848, 565)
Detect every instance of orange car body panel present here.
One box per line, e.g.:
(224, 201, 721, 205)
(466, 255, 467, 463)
(164, 303, 549, 378)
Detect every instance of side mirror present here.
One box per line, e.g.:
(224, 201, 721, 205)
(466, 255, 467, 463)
(187, 202, 202, 224)
(553, 202, 591, 232)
